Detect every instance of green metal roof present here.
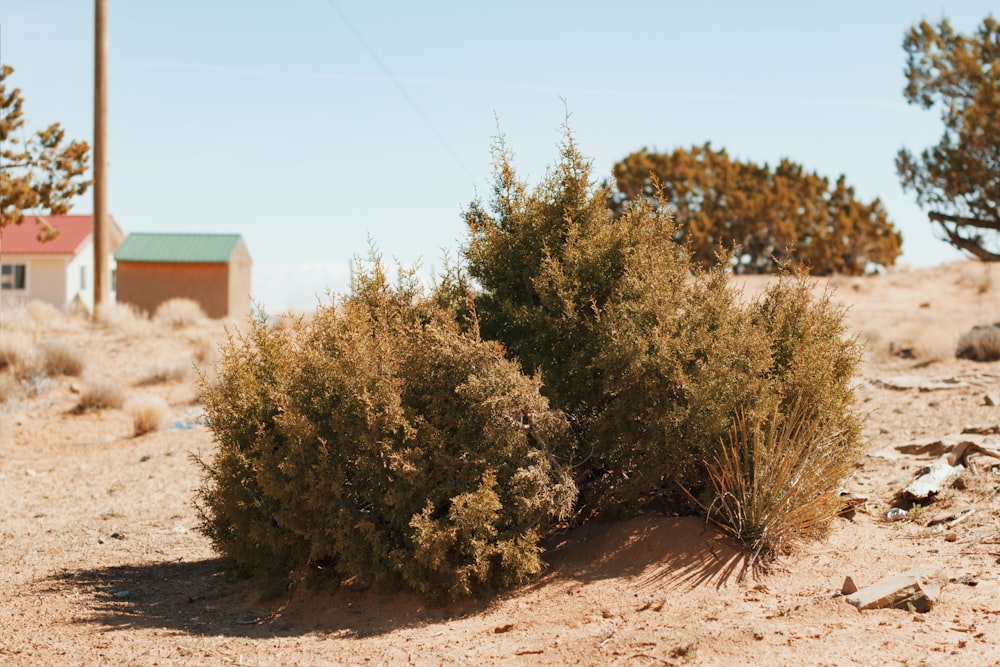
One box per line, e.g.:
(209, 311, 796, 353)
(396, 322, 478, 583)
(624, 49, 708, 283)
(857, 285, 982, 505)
(115, 233, 242, 263)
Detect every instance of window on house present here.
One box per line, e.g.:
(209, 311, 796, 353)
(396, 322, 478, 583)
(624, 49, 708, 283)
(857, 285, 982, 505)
(111, 268, 117, 293)
(1, 264, 26, 290)
(81, 265, 87, 291)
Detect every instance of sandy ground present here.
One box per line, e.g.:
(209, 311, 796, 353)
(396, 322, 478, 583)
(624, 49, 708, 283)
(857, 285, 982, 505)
(4, 261, 1000, 666)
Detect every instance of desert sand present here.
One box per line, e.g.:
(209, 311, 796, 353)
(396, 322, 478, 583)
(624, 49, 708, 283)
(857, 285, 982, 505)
(3, 261, 1000, 666)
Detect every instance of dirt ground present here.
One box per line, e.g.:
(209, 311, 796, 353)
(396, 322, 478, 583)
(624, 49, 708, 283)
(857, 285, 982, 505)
(4, 261, 1000, 666)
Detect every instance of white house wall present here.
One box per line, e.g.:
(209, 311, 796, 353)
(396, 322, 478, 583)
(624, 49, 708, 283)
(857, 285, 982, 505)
(66, 242, 118, 312)
(4, 242, 118, 312)
(26, 257, 68, 309)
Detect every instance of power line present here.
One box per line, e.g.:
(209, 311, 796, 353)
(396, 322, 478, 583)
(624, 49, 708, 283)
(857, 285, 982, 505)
(324, 1, 475, 181)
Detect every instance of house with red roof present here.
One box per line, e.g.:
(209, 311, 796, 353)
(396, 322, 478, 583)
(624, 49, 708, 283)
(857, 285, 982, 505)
(0, 215, 125, 312)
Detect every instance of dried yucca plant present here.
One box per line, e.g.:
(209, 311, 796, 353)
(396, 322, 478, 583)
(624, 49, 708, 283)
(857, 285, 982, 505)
(687, 402, 857, 568)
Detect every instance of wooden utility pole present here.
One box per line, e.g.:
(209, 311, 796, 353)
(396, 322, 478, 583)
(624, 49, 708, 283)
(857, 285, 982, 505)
(93, 0, 109, 315)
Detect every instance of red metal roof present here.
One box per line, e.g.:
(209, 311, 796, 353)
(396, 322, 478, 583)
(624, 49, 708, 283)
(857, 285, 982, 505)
(0, 215, 123, 256)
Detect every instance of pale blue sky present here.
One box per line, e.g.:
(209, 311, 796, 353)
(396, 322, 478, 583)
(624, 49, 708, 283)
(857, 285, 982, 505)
(2, 1, 994, 310)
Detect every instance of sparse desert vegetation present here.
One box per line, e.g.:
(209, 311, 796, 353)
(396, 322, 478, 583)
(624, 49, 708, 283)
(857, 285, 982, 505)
(0, 331, 32, 371)
(72, 379, 126, 413)
(154, 298, 206, 329)
(34, 339, 85, 378)
(195, 141, 865, 601)
(138, 359, 190, 386)
(4, 262, 1000, 666)
(124, 394, 169, 436)
(0, 372, 22, 404)
(95, 300, 150, 333)
(5, 6, 1000, 664)
(956, 323, 1000, 362)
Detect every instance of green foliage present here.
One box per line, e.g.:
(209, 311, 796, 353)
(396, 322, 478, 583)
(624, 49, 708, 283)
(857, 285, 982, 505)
(610, 144, 902, 275)
(464, 128, 863, 546)
(896, 16, 1000, 260)
(197, 256, 575, 600)
(465, 129, 656, 428)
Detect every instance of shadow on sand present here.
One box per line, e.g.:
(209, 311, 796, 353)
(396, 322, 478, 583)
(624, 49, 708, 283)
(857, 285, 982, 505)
(40, 556, 494, 640)
(537, 514, 750, 592)
(40, 515, 747, 639)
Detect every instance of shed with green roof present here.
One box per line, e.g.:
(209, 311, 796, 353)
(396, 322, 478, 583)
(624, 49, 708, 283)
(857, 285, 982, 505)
(114, 233, 251, 320)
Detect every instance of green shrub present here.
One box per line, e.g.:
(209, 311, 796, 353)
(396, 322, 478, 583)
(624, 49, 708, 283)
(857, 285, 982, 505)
(587, 248, 776, 513)
(464, 128, 862, 548)
(197, 258, 575, 600)
(749, 276, 862, 443)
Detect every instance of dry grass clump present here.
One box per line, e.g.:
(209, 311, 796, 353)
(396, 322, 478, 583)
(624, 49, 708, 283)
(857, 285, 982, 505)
(956, 323, 1000, 361)
(858, 327, 892, 363)
(73, 379, 126, 413)
(138, 360, 191, 386)
(1, 302, 41, 333)
(25, 300, 63, 327)
(36, 340, 84, 377)
(0, 332, 33, 371)
(95, 301, 149, 333)
(910, 326, 958, 362)
(0, 373, 23, 405)
(125, 395, 169, 436)
(685, 403, 855, 567)
(1, 300, 69, 337)
(955, 265, 995, 295)
(154, 298, 206, 328)
(863, 318, 956, 364)
(191, 334, 220, 366)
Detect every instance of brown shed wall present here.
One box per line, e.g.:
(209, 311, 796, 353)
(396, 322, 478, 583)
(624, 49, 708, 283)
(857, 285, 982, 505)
(116, 261, 231, 319)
